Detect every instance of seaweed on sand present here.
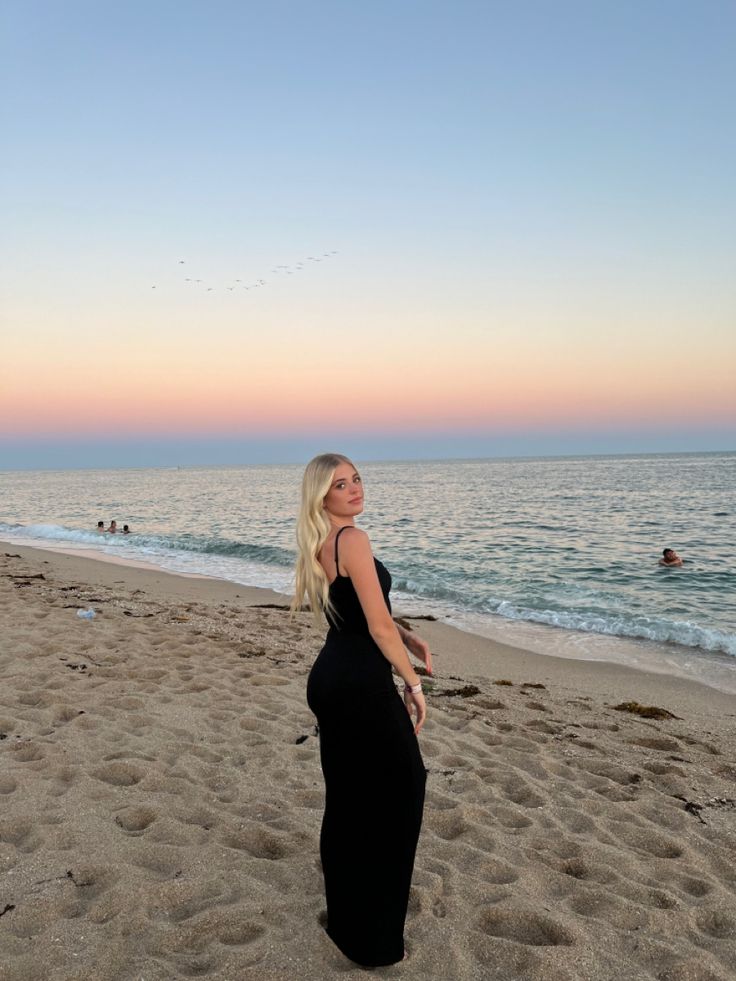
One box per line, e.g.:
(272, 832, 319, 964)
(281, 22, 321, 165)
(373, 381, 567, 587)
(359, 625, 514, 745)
(435, 685, 481, 698)
(613, 701, 680, 721)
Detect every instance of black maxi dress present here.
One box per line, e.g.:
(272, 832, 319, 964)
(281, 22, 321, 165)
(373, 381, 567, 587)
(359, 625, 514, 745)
(306, 527, 427, 967)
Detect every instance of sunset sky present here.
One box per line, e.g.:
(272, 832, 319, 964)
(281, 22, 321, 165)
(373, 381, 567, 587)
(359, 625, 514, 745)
(2, 1, 734, 468)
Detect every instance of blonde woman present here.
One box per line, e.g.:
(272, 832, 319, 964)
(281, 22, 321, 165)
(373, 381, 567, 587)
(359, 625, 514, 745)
(294, 452, 432, 967)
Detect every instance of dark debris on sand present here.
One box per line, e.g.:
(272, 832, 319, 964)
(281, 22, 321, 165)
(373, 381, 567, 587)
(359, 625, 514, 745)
(434, 685, 482, 699)
(613, 701, 681, 721)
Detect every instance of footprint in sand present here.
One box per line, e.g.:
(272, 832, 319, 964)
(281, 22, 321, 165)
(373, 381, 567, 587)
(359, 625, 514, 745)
(0, 816, 41, 852)
(115, 806, 159, 833)
(146, 877, 228, 923)
(696, 909, 736, 939)
(579, 888, 650, 931)
(174, 806, 219, 832)
(492, 805, 534, 830)
(51, 705, 85, 725)
(92, 761, 145, 786)
(607, 821, 684, 859)
(576, 759, 642, 787)
(47, 763, 77, 788)
(656, 958, 732, 981)
(476, 907, 575, 946)
(130, 843, 184, 876)
(5, 889, 84, 939)
(501, 779, 545, 808)
(66, 865, 118, 900)
(10, 742, 45, 763)
(630, 736, 681, 752)
(474, 857, 519, 885)
(426, 807, 468, 841)
(525, 719, 560, 735)
(558, 857, 616, 885)
(525, 700, 549, 712)
(432, 897, 447, 918)
(145, 907, 267, 966)
(678, 876, 712, 897)
(221, 825, 298, 860)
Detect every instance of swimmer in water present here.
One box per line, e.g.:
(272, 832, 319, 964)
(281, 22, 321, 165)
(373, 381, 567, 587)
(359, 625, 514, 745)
(659, 548, 683, 567)
(122, 525, 130, 534)
(96, 521, 105, 532)
(107, 520, 117, 534)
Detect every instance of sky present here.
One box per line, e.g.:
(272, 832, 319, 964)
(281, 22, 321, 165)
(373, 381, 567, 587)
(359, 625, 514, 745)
(1, 0, 734, 469)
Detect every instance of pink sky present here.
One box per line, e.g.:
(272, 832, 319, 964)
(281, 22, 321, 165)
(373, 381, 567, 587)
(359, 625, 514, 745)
(6, 352, 734, 438)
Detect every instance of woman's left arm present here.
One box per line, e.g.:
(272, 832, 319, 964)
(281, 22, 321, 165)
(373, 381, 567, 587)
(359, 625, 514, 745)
(396, 623, 433, 676)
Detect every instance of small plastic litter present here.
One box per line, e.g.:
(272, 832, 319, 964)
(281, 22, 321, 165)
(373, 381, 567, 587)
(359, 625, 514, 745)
(76, 609, 96, 620)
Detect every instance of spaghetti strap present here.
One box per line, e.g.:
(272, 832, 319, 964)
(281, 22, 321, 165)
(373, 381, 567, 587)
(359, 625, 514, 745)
(334, 526, 352, 576)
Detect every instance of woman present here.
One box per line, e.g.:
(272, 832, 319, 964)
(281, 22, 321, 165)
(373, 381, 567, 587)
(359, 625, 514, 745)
(293, 452, 432, 967)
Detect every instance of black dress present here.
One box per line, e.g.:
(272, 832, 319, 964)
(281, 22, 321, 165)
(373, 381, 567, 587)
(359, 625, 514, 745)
(306, 527, 427, 967)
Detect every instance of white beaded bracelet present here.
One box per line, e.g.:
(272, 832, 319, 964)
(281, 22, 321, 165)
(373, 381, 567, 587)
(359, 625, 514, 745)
(404, 682, 423, 695)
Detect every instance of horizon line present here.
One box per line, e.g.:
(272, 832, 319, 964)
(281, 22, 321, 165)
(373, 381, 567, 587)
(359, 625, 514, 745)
(2, 447, 734, 475)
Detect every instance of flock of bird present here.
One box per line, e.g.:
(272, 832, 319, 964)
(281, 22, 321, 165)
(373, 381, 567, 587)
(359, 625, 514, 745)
(151, 251, 338, 292)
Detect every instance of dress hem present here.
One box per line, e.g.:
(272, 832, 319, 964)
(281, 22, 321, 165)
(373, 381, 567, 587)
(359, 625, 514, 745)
(326, 926, 404, 968)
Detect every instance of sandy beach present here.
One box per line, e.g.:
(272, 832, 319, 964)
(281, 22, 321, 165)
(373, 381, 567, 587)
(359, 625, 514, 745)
(1, 541, 735, 981)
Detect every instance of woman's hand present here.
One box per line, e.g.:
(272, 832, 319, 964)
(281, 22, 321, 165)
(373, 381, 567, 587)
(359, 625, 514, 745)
(403, 688, 427, 734)
(402, 631, 433, 676)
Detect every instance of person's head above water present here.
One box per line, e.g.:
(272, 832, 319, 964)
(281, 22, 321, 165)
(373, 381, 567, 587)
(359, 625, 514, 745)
(660, 547, 683, 566)
(123, 525, 130, 533)
(97, 521, 104, 529)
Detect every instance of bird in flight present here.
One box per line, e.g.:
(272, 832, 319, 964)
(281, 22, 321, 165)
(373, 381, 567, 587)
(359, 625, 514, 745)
(162, 250, 338, 294)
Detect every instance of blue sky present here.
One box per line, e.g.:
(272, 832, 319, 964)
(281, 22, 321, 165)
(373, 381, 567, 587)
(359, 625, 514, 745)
(2, 0, 734, 469)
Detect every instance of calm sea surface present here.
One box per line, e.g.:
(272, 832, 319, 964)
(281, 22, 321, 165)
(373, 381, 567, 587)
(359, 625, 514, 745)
(2, 454, 735, 688)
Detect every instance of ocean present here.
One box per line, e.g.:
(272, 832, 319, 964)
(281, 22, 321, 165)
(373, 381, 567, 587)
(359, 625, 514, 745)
(2, 453, 735, 691)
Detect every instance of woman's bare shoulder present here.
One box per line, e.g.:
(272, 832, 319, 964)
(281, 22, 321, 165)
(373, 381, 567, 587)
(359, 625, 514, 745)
(338, 526, 372, 554)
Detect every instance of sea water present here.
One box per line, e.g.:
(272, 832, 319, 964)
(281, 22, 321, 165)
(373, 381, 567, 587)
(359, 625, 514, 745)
(2, 453, 734, 690)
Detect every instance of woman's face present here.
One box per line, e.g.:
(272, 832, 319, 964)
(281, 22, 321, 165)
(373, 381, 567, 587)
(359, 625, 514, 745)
(323, 462, 364, 520)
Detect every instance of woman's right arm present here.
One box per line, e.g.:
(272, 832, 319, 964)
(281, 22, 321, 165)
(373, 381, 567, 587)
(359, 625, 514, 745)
(338, 528, 427, 733)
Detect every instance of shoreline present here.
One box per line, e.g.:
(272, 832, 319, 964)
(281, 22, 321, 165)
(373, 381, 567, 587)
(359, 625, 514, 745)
(4, 538, 736, 713)
(4, 537, 736, 700)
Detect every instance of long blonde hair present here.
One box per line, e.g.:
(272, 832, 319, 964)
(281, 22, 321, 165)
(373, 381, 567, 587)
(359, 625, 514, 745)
(292, 452, 353, 623)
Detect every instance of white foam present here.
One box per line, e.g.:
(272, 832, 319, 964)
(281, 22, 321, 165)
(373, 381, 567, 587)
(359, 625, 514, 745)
(495, 600, 736, 658)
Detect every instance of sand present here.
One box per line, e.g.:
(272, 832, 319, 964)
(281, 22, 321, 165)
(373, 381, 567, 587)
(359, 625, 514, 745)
(1, 541, 735, 981)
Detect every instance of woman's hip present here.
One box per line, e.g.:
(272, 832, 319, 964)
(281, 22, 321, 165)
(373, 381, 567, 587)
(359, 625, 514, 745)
(307, 635, 395, 716)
